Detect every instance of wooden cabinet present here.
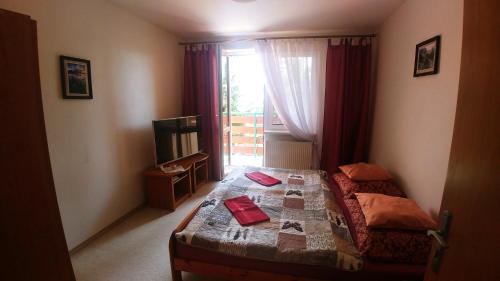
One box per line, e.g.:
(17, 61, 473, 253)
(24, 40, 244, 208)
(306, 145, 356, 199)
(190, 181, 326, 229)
(0, 9, 76, 281)
(144, 153, 209, 210)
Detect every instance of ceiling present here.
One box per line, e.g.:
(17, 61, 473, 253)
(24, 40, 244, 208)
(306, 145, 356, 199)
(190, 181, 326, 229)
(109, 0, 405, 40)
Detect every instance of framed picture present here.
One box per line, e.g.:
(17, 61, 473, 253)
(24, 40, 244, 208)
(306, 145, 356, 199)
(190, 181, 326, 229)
(60, 56, 93, 99)
(413, 35, 441, 77)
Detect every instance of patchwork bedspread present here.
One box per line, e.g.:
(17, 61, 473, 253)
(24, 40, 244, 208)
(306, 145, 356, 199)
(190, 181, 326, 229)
(175, 167, 363, 271)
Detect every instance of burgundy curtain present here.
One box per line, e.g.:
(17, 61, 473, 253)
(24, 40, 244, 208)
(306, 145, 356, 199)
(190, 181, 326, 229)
(183, 44, 222, 180)
(320, 39, 372, 176)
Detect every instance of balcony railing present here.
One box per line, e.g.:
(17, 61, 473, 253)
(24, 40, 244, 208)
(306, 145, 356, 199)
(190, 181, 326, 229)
(223, 112, 263, 157)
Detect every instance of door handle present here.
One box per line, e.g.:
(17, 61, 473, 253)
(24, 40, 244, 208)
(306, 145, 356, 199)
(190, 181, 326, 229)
(427, 230, 447, 248)
(427, 210, 452, 272)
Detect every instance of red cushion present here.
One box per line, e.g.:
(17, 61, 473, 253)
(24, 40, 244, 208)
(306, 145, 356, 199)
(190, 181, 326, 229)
(332, 173, 406, 199)
(344, 198, 371, 253)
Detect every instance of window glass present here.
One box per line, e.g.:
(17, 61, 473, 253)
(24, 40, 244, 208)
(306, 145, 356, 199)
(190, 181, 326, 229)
(264, 91, 288, 132)
(271, 106, 283, 125)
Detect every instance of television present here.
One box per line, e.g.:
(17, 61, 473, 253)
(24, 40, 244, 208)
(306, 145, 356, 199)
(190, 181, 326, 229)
(152, 115, 203, 166)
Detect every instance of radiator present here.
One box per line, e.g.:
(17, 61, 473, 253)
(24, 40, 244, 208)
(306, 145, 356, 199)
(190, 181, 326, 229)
(264, 140, 313, 170)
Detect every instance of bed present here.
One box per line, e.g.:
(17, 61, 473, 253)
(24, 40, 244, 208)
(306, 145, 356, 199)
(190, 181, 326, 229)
(169, 167, 428, 281)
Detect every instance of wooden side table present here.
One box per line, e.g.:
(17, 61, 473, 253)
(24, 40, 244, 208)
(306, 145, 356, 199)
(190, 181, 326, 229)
(143, 152, 209, 210)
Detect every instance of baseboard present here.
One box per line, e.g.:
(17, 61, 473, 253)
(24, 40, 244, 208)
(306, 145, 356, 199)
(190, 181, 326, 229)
(69, 203, 145, 255)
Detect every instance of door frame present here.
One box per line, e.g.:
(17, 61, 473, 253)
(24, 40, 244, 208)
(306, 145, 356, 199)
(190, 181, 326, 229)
(219, 54, 233, 175)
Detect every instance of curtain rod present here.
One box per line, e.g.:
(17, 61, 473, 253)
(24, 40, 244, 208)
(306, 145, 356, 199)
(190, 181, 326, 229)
(178, 33, 376, 46)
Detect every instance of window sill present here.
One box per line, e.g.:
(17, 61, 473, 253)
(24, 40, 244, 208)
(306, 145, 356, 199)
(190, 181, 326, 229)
(264, 130, 291, 135)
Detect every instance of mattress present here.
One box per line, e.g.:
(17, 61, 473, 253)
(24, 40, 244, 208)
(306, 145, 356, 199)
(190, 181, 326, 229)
(175, 167, 363, 271)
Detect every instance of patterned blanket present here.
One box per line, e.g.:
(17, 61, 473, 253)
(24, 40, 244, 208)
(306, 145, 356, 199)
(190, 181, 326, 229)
(175, 167, 363, 271)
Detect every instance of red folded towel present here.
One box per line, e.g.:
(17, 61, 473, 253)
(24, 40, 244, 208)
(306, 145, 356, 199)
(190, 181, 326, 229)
(245, 171, 282, 186)
(224, 195, 270, 226)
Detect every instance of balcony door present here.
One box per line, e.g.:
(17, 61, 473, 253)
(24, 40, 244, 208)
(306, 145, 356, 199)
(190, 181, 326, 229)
(220, 48, 265, 173)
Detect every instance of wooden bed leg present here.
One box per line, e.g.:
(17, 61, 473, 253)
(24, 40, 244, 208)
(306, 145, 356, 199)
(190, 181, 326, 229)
(169, 229, 183, 281)
(171, 268, 182, 281)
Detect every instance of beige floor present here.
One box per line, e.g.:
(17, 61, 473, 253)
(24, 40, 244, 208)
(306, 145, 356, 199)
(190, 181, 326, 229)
(71, 182, 223, 281)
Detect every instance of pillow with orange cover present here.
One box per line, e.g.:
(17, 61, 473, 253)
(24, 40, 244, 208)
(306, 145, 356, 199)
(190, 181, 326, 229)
(355, 193, 437, 231)
(339, 162, 392, 181)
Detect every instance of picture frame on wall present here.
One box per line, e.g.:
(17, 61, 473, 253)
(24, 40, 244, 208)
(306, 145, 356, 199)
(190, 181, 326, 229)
(413, 35, 441, 77)
(60, 55, 93, 99)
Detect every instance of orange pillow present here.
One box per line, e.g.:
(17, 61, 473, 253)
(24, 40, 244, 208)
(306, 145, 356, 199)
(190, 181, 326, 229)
(339, 163, 392, 181)
(355, 193, 437, 231)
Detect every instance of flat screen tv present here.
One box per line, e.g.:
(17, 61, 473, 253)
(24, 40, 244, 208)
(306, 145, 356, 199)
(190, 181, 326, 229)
(152, 115, 203, 166)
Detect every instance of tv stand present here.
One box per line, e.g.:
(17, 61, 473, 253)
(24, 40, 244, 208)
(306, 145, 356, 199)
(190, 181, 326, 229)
(159, 164, 186, 174)
(144, 153, 209, 210)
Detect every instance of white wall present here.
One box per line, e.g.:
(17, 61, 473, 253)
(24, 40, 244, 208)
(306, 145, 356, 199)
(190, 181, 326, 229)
(0, 0, 182, 249)
(370, 0, 463, 217)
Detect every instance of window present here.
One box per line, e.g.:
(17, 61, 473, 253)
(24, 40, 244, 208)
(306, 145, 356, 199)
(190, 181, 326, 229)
(262, 56, 312, 134)
(264, 92, 288, 133)
(221, 46, 290, 134)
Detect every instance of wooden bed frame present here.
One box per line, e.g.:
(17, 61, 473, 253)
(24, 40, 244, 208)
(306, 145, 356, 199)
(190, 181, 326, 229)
(169, 203, 425, 281)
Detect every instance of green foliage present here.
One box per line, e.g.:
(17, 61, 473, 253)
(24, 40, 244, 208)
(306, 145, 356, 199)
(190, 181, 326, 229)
(221, 64, 241, 113)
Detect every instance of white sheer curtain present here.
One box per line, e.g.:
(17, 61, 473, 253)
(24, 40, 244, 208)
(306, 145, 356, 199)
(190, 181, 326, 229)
(255, 39, 327, 168)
